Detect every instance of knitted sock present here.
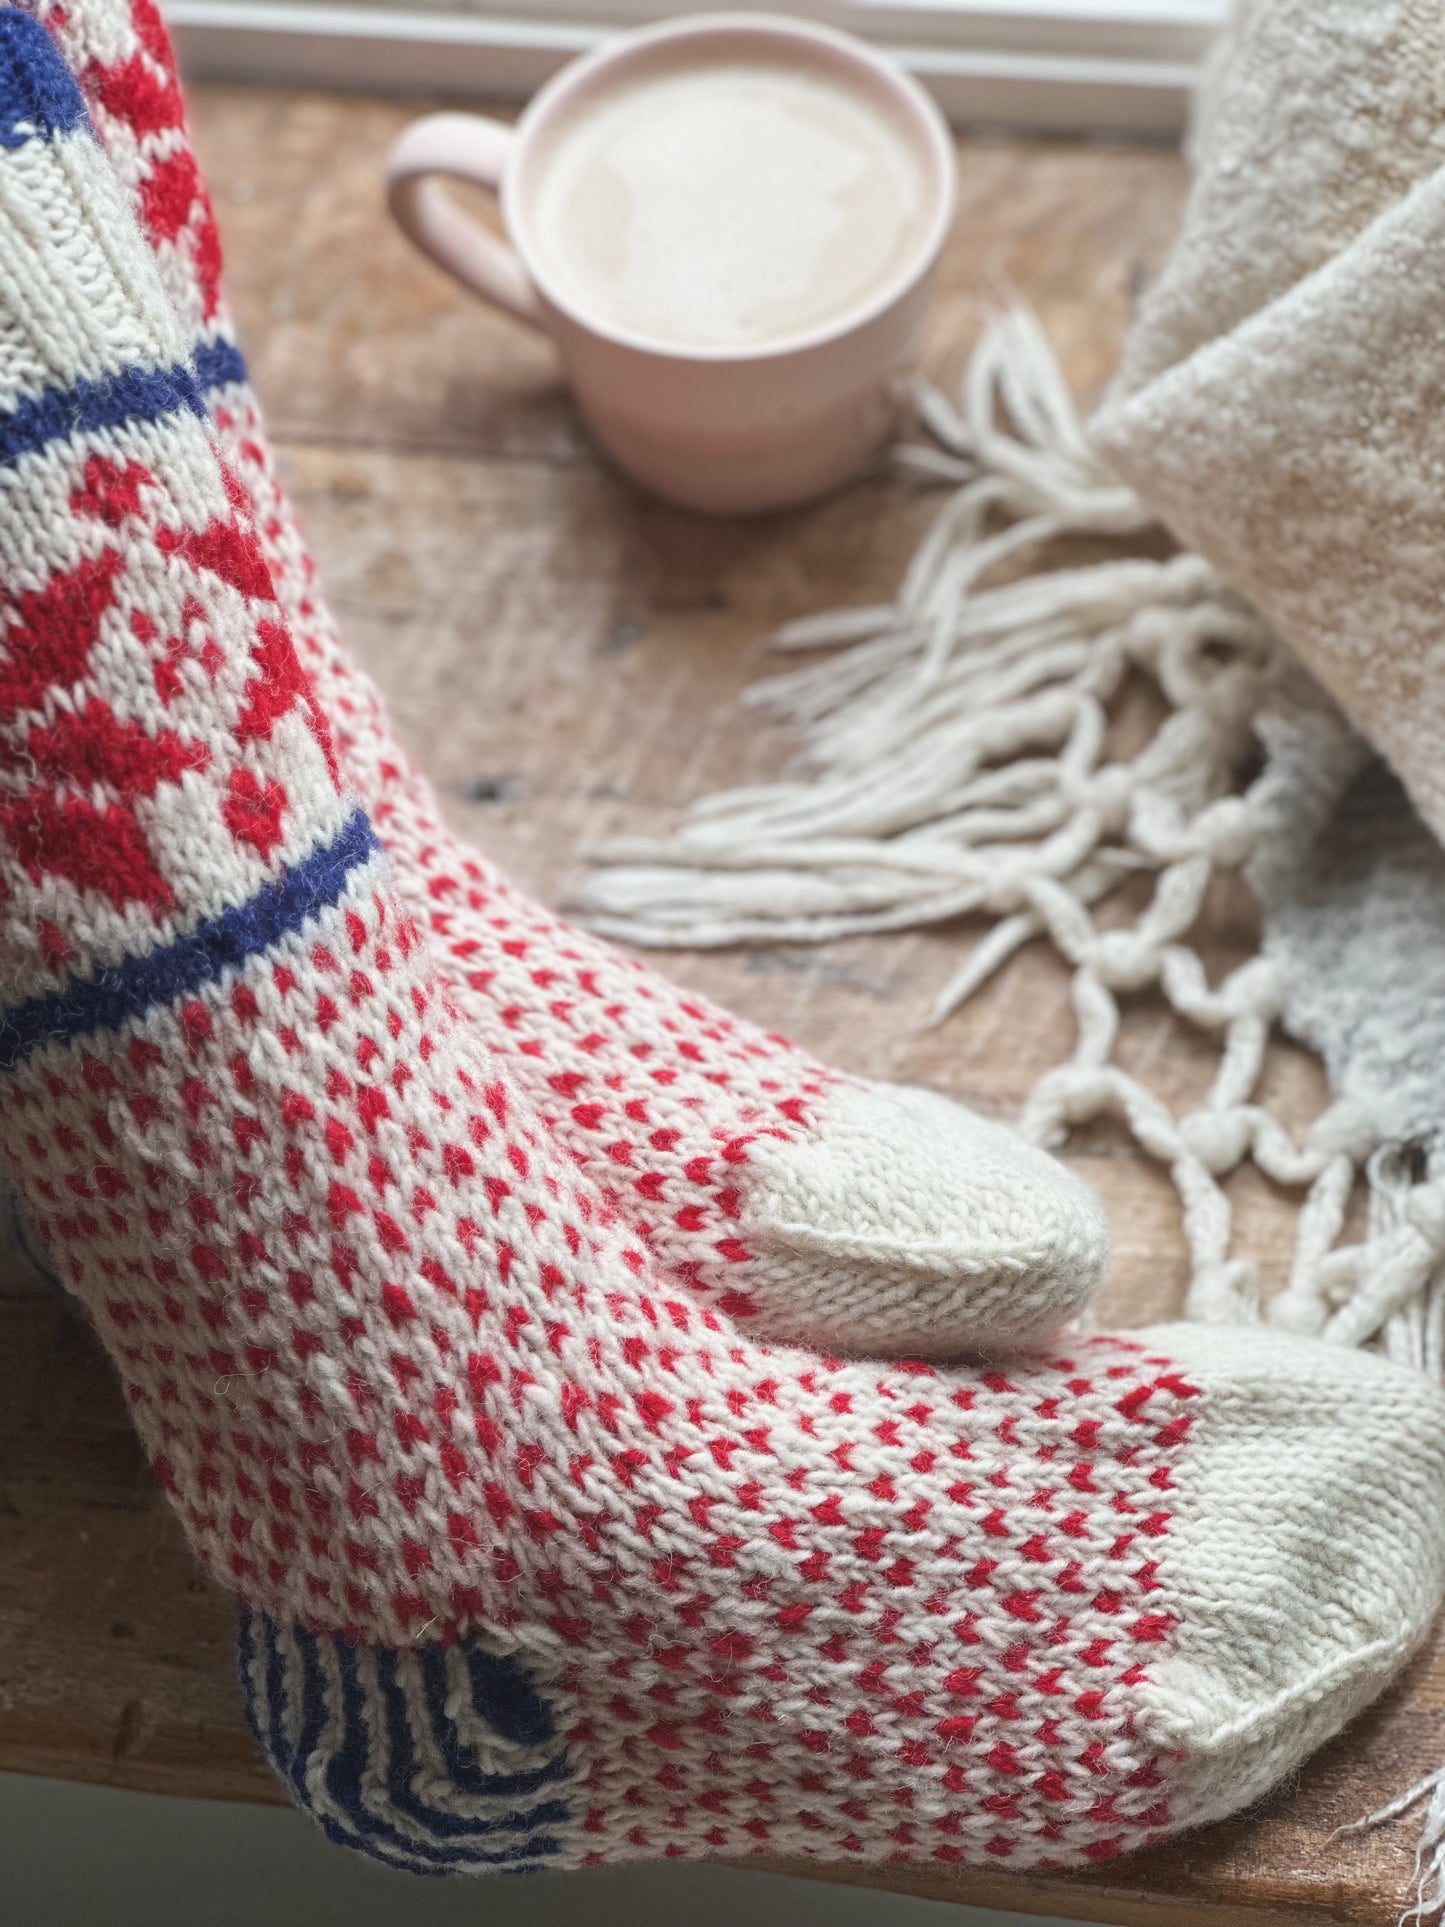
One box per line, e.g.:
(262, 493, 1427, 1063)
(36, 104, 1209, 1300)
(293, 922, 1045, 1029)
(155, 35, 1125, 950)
(5, 22, 1445, 1883)
(28, 0, 1112, 1361)
(235, 1319, 1445, 1875)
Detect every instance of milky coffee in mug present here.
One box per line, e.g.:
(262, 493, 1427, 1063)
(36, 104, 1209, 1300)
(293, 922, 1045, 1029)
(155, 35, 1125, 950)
(387, 15, 955, 513)
(527, 57, 933, 354)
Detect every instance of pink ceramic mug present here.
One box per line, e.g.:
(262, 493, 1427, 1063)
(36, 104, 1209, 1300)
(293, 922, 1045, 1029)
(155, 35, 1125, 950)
(385, 13, 955, 514)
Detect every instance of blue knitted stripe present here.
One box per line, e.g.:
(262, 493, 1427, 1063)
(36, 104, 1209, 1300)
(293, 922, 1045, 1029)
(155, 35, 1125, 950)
(194, 336, 249, 395)
(238, 1610, 576, 1873)
(387, 1644, 571, 1811)
(0, 9, 88, 148)
(0, 333, 245, 474)
(0, 356, 209, 473)
(0, 809, 381, 1073)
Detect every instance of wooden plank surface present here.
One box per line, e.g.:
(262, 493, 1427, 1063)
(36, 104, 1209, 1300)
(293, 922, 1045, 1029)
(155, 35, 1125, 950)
(0, 81, 1440, 1926)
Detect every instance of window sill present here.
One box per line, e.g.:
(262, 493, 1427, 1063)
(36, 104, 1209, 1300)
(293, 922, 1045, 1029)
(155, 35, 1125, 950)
(165, 0, 1222, 133)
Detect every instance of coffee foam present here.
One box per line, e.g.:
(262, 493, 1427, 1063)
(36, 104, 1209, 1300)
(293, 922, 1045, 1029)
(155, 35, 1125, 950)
(526, 58, 929, 351)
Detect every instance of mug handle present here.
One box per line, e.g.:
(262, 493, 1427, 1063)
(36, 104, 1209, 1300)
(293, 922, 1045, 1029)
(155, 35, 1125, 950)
(386, 112, 545, 330)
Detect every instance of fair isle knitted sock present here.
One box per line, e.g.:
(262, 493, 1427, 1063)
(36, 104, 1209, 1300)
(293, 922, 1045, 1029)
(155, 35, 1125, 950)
(27, 0, 1113, 1361)
(235, 1319, 1445, 1875)
(236, 1318, 1445, 1878)
(6, 25, 1445, 1887)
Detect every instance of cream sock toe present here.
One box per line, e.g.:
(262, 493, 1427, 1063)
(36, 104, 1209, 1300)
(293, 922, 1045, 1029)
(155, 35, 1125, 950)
(740, 1079, 1110, 1356)
(1132, 1322, 1445, 1831)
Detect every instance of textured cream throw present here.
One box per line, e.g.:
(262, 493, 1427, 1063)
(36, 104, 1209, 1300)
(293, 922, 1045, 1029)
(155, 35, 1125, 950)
(1095, 0, 1445, 840)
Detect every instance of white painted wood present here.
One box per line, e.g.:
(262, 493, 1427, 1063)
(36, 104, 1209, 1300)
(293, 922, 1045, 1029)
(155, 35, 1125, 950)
(164, 0, 1218, 133)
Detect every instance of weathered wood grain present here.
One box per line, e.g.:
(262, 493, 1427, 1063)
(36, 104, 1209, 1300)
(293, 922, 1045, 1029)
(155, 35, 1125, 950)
(0, 81, 1436, 1927)
(201, 87, 1186, 458)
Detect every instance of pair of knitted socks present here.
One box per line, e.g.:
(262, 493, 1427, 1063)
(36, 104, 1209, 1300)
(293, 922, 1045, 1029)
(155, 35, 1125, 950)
(3, 0, 1445, 1876)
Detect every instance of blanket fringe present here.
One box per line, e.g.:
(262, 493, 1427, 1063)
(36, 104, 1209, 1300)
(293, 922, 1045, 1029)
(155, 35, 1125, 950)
(1337, 1767, 1445, 1925)
(577, 308, 1444, 1375)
